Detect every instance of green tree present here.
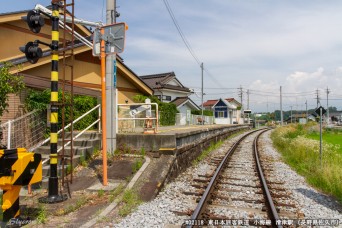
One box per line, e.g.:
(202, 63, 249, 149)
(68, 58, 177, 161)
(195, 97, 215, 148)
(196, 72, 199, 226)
(0, 62, 25, 118)
(25, 88, 98, 130)
(0, 62, 25, 148)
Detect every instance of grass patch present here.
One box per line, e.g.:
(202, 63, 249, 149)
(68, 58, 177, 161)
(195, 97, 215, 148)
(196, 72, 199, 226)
(192, 129, 248, 166)
(118, 189, 142, 217)
(36, 204, 48, 224)
(109, 184, 125, 202)
(271, 123, 342, 203)
(56, 197, 88, 215)
(306, 130, 342, 155)
(132, 158, 144, 174)
(97, 189, 105, 197)
(80, 154, 88, 167)
(193, 140, 224, 166)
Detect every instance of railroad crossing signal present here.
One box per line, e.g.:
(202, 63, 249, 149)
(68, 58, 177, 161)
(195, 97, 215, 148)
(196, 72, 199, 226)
(19, 9, 47, 64)
(20, 3, 67, 204)
(315, 106, 326, 116)
(0, 148, 42, 222)
(19, 41, 43, 64)
(22, 10, 45, 34)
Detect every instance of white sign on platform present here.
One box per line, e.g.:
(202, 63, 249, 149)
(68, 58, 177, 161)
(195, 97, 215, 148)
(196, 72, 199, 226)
(129, 105, 150, 117)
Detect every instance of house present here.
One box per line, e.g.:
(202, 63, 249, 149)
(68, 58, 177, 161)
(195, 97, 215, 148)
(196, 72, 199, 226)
(140, 72, 200, 124)
(329, 111, 342, 123)
(140, 72, 193, 102)
(203, 98, 242, 124)
(0, 8, 153, 123)
(286, 113, 316, 124)
(170, 97, 200, 125)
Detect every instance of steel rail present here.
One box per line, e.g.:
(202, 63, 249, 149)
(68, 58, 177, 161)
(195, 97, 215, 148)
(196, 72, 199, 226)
(254, 129, 282, 228)
(187, 129, 260, 228)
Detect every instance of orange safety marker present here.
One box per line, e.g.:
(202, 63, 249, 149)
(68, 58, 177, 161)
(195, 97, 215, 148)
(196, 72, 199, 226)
(101, 28, 108, 186)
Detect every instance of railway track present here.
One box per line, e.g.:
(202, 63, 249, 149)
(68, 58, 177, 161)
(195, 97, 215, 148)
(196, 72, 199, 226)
(181, 129, 302, 227)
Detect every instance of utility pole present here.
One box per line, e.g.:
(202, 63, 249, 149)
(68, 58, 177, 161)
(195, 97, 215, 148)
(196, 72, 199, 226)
(106, 0, 118, 153)
(201, 63, 204, 124)
(247, 89, 250, 110)
(305, 100, 308, 124)
(239, 86, 243, 123)
(280, 86, 283, 126)
(326, 87, 330, 125)
(290, 106, 293, 123)
(316, 89, 320, 108)
(247, 89, 250, 124)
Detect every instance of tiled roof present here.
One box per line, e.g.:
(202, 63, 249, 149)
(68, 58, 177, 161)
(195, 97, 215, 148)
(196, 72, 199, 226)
(171, 97, 188, 107)
(203, 99, 218, 106)
(203, 98, 241, 107)
(171, 97, 200, 110)
(140, 72, 175, 89)
(139, 72, 190, 92)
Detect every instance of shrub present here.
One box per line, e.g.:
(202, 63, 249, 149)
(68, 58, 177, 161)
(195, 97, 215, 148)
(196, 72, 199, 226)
(132, 94, 178, 126)
(25, 88, 98, 130)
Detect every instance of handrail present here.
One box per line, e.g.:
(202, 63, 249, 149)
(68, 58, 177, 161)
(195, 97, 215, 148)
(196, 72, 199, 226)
(57, 119, 100, 153)
(118, 103, 159, 133)
(42, 118, 100, 165)
(29, 104, 101, 151)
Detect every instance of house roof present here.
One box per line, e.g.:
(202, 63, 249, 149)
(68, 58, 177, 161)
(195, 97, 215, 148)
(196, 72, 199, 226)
(291, 113, 308, 118)
(171, 97, 200, 110)
(0, 7, 153, 96)
(140, 72, 191, 93)
(203, 99, 218, 107)
(221, 98, 237, 109)
(203, 98, 241, 107)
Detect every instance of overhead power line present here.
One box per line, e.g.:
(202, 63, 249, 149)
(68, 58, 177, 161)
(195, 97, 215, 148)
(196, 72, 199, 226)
(162, 0, 200, 65)
(161, 0, 224, 89)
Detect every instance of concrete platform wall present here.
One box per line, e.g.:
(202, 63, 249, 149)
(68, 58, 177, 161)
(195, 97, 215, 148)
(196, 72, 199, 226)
(117, 125, 249, 152)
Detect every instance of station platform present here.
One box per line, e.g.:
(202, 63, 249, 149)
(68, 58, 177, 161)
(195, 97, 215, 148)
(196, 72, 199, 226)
(117, 124, 250, 153)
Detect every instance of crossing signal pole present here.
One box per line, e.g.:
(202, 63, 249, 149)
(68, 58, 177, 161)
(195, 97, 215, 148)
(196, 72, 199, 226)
(20, 1, 67, 203)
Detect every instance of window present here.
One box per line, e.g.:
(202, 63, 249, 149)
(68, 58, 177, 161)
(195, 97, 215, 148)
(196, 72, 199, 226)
(164, 95, 171, 101)
(217, 111, 224, 118)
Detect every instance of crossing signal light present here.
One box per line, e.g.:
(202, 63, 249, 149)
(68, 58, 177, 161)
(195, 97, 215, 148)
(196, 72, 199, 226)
(22, 10, 45, 33)
(19, 41, 43, 64)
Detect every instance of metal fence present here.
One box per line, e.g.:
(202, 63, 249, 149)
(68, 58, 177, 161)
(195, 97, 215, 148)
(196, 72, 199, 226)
(0, 109, 47, 150)
(175, 113, 215, 125)
(118, 103, 158, 133)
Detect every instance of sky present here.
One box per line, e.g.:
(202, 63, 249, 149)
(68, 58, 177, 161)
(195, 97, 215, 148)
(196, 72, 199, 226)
(2, 0, 342, 113)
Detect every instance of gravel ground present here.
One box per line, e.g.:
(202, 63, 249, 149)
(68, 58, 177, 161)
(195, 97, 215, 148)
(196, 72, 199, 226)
(109, 130, 342, 228)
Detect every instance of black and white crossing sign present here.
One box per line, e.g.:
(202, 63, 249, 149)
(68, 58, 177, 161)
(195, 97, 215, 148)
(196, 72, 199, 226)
(315, 106, 326, 116)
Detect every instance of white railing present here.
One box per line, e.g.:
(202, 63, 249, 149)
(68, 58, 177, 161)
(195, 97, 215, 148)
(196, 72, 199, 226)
(117, 103, 159, 133)
(30, 104, 101, 153)
(175, 113, 215, 126)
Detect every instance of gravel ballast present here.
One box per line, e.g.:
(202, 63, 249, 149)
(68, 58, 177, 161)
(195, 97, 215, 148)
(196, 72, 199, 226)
(107, 130, 342, 228)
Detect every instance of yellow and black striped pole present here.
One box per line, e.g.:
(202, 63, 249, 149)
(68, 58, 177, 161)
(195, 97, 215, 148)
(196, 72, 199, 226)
(39, 1, 66, 203)
(49, 1, 60, 199)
